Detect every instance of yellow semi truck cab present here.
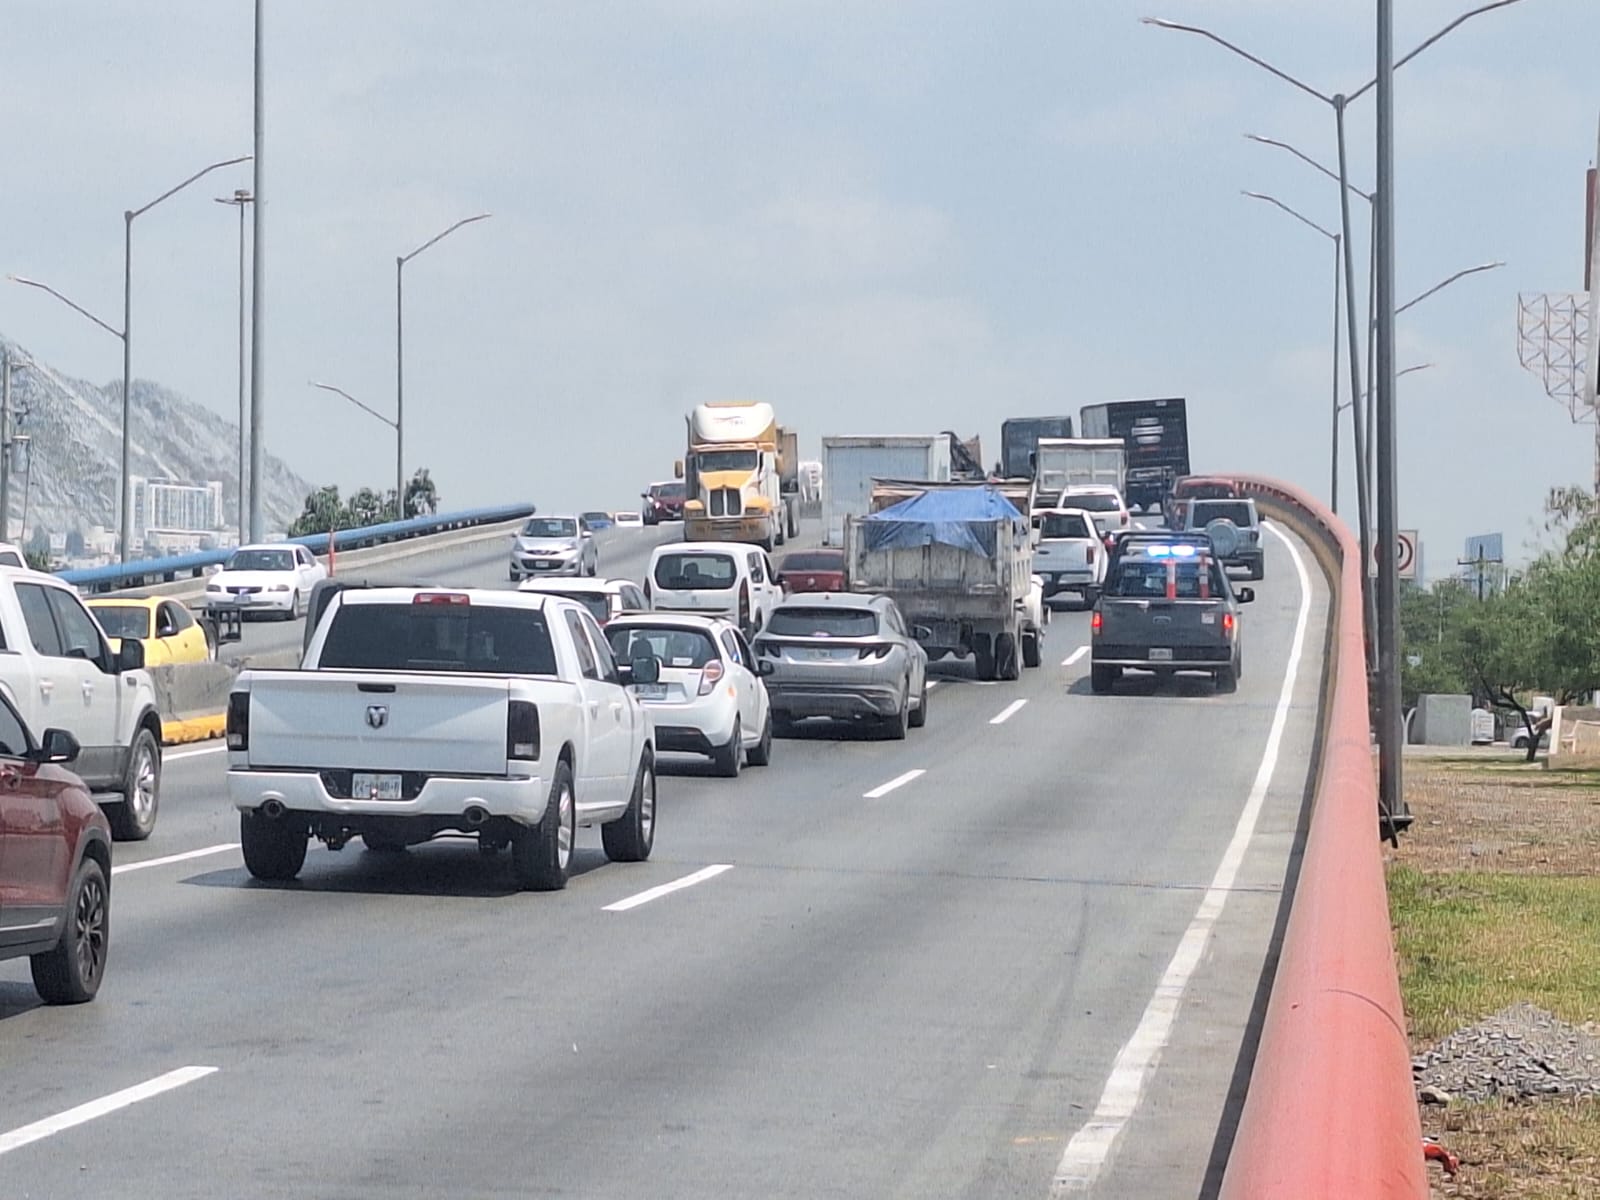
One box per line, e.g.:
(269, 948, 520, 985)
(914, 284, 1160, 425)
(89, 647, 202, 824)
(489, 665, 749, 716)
(679, 400, 800, 551)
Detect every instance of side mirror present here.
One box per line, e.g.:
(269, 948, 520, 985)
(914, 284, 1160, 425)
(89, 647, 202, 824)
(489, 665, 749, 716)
(629, 654, 661, 685)
(156, 622, 177, 639)
(1235, 587, 1255, 605)
(115, 638, 145, 673)
(912, 624, 934, 641)
(672, 459, 685, 480)
(32, 727, 80, 765)
(756, 658, 777, 677)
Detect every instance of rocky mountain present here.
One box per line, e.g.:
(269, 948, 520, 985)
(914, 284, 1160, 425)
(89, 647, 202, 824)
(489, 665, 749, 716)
(0, 333, 312, 543)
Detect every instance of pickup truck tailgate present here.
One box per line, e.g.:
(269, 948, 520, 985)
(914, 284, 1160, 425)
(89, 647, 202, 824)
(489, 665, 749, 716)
(1098, 598, 1229, 658)
(246, 671, 516, 774)
(1036, 539, 1094, 572)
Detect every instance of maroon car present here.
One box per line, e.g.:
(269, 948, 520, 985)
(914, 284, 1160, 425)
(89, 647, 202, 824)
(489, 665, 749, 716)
(642, 481, 686, 525)
(0, 697, 112, 1005)
(776, 549, 847, 593)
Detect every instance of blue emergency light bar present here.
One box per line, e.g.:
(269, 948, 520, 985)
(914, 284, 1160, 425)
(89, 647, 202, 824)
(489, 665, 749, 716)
(1143, 544, 1198, 558)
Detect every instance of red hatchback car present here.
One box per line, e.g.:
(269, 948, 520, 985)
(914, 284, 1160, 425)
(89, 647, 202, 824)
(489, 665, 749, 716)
(776, 549, 847, 593)
(0, 696, 112, 1005)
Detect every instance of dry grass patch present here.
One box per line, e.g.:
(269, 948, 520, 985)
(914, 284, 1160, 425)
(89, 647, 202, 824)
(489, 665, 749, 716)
(1421, 1101, 1600, 1199)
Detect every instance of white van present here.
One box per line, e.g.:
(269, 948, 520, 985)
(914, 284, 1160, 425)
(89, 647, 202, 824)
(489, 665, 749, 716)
(645, 541, 783, 637)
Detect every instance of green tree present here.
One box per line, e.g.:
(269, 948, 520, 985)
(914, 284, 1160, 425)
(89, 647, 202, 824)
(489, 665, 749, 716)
(23, 549, 49, 572)
(288, 485, 345, 538)
(403, 467, 439, 519)
(346, 487, 386, 528)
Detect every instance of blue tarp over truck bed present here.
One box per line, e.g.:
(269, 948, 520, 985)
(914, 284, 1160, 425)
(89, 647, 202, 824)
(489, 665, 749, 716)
(860, 486, 1025, 556)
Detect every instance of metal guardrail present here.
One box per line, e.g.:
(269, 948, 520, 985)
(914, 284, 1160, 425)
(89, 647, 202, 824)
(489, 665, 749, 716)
(60, 502, 536, 594)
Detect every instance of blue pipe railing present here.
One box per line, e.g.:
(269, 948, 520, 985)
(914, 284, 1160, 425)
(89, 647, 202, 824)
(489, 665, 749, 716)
(61, 502, 536, 593)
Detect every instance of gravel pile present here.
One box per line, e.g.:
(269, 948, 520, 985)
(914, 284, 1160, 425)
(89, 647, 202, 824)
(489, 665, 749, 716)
(1414, 1002, 1600, 1103)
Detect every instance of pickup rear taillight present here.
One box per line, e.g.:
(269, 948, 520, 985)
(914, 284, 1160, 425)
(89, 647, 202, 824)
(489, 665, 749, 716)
(226, 691, 249, 750)
(1090, 610, 1103, 636)
(1223, 612, 1236, 636)
(698, 660, 725, 696)
(507, 700, 541, 760)
(1086, 545, 1096, 563)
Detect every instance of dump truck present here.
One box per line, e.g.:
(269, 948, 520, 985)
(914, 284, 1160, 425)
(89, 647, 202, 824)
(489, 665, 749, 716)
(678, 401, 801, 550)
(1079, 398, 1189, 513)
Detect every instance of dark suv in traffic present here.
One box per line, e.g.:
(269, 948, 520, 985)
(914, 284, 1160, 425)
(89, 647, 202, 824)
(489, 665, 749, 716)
(0, 695, 112, 1004)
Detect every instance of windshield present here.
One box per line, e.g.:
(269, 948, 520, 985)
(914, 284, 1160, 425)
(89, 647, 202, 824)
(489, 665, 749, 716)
(1190, 500, 1254, 527)
(318, 602, 558, 674)
(1110, 560, 1226, 598)
(767, 607, 880, 638)
(89, 604, 151, 640)
(1041, 513, 1092, 540)
(542, 591, 612, 623)
(653, 552, 736, 590)
(1063, 492, 1120, 513)
(607, 625, 719, 668)
(649, 483, 685, 500)
(581, 512, 611, 524)
(226, 549, 294, 572)
(523, 518, 577, 538)
(778, 551, 844, 573)
(694, 449, 759, 473)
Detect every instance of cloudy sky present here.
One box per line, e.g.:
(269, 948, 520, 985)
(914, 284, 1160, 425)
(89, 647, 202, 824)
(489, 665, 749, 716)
(1, 0, 1594, 567)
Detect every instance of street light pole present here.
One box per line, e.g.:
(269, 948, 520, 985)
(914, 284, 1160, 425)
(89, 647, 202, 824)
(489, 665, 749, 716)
(215, 190, 253, 546)
(395, 213, 490, 520)
(249, 0, 266, 544)
(1240, 190, 1342, 513)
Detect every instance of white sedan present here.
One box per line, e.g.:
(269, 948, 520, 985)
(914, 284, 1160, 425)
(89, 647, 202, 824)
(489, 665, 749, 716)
(204, 543, 327, 620)
(604, 613, 773, 778)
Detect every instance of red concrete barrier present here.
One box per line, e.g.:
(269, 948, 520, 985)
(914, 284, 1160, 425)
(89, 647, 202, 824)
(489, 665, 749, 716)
(1217, 475, 1426, 1199)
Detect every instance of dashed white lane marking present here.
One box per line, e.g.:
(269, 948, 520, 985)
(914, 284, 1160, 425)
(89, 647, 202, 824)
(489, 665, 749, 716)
(1049, 519, 1313, 1194)
(1060, 645, 1089, 668)
(166, 744, 226, 762)
(0, 1066, 218, 1157)
(862, 769, 926, 799)
(112, 843, 240, 876)
(989, 699, 1028, 726)
(603, 864, 733, 912)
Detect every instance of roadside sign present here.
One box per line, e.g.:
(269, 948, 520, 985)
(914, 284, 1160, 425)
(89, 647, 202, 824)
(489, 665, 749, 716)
(1369, 530, 1418, 579)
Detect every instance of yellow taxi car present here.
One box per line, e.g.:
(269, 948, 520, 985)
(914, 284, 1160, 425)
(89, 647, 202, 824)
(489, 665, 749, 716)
(86, 595, 214, 666)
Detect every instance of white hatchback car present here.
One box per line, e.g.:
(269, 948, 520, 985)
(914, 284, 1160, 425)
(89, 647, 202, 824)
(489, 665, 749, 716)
(644, 542, 783, 638)
(204, 543, 327, 620)
(604, 613, 772, 777)
(516, 577, 649, 627)
(1057, 485, 1131, 534)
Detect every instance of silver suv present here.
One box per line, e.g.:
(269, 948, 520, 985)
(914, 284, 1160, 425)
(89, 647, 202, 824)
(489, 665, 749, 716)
(1183, 498, 1263, 580)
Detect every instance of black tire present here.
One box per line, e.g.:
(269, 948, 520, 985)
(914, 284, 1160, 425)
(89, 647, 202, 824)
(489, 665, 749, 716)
(746, 713, 773, 766)
(879, 689, 909, 740)
(1216, 663, 1240, 694)
(713, 718, 742, 778)
(105, 727, 160, 842)
(240, 809, 309, 881)
(31, 857, 109, 1005)
(509, 566, 521, 582)
(973, 636, 995, 681)
(908, 677, 928, 728)
(772, 713, 799, 738)
(511, 760, 576, 891)
(602, 753, 656, 862)
(1090, 664, 1118, 694)
(1022, 630, 1042, 669)
(996, 633, 1021, 681)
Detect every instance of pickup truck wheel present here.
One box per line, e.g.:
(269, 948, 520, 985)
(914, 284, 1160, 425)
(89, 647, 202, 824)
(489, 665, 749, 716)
(1090, 664, 1118, 694)
(996, 634, 1021, 681)
(1215, 664, 1239, 694)
(106, 729, 160, 842)
(512, 763, 576, 890)
(602, 753, 656, 863)
(713, 719, 743, 778)
(746, 714, 773, 766)
(908, 678, 928, 728)
(1022, 630, 1042, 669)
(30, 857, 109, 1005)
(240, 810, 308, 881)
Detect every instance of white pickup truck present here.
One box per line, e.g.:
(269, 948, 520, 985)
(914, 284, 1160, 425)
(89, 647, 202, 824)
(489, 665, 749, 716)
(0, 568, 163, 840)
(1034, 508, 1107, 607)
(226, 587, 661, 891)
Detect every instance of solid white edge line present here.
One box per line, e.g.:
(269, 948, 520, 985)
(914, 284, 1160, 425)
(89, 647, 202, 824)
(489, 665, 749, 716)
(603, 864, 733, 912)
(112, 843, 240, 876)
(862, 768, 926, 799)
(166, 745, 227, 761)
(990, 698, 1028, 725)
(1060, 645, 1089, 668)
(0, 1066, 219, 1156)
(1049, 518, 1313, 1194)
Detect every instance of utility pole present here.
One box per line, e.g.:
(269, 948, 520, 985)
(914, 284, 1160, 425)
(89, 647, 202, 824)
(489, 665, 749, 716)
(0, 352, 13, 544)
(248, 0, 266, 542)
(1586, 113, 1600, 495)
(1456, 546, 1504, 602)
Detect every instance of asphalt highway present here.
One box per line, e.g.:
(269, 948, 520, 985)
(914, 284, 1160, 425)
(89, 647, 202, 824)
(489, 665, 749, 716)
(0, 519, 1330, 1199)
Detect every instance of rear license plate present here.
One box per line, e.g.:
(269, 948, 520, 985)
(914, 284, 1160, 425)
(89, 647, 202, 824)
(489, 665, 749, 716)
(1149, 647, 1173, 662)
(794, 647, 849, 661)
(634, 684, 668, 700)
(352, 772, 403, 800)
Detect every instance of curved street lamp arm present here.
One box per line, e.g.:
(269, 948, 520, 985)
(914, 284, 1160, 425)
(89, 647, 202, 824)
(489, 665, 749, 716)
(1347, 0, 1530, 103)
(130, 155, 253, 220)
(1241, 191, 1339, 242)
(1396, 261, 1505, 315)
(6, 274, 124, 340)
(400, 213, 493, 265)
(1245, 133, 1374, 202)
(311, 381, 398, 429)
(1140, 18, 1333, 105)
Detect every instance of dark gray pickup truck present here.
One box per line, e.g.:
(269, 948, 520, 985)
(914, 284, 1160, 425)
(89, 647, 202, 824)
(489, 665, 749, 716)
(1089, 542, 1253, 694)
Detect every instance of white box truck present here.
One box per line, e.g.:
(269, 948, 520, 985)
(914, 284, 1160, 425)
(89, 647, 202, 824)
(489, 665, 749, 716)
(821, 434, 952, 546)
(1032, 437, 1127, 517)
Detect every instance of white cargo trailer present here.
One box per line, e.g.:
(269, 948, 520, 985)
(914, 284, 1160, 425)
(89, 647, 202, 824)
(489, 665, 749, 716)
(821, 434, 951, 546)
